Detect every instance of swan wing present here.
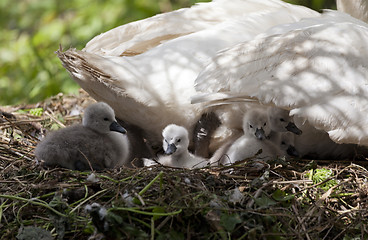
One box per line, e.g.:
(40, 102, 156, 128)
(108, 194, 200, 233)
(194, 11, 368, 145)
(84, 0, 318, 56)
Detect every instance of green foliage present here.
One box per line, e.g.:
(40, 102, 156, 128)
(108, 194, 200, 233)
(220, 213, 242, 232)
(29, 108, 44, 116)
(0, 0, 209, 105)
(272, 189, 294, 202)
(1, 0, 335, 105)
(307, 168, 338, 191)
(255, 193, 278, 209)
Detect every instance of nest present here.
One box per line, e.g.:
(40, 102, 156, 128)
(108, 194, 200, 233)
(1, 90, 368, 240)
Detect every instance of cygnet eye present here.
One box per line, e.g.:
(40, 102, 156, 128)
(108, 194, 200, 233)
(249, 125, 253, 128)
(103, 117, 109, 121)
(263, 122, 267, 126)
(177, 138, 181, 143)
(281, 141, 286, 145)
(279, 118, 285, 122)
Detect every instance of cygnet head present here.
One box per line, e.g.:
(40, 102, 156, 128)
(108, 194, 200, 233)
(162, 124, 189, 155)
(279, 132, 299, 157)
(82, 102, 126, 135)
(267, 107, 302, 135)
(243, 109, 271, 140)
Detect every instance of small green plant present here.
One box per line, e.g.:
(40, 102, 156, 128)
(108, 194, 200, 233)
(307, 168, 338, 191)
(16, 108, 44, 116)
(29, 108, 44, 116)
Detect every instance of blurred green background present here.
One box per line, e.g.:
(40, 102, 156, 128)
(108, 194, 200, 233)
(0, 0, 335, 105)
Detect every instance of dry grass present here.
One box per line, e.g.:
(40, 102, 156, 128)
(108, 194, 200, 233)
(1, 91, 368, 239)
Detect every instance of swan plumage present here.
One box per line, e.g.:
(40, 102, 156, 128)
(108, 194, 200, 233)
(194, 10, 368, 147)
(57, 0, 319, 149)
(336, 0, 368, 23)
(293, 116, 363, 159)
(35, 102, 130, 170)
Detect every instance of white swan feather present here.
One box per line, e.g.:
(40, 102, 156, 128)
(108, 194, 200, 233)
(194, 11, 368, 146)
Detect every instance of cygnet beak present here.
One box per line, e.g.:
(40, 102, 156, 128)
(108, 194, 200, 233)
(286, 145, 299, 157)
(255, 128, 266, 140)
(165, 143, 177, 155)
(110, 121, 127, 134)
(285, 122, 302, 135)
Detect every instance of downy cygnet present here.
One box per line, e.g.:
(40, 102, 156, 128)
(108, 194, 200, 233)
(223, 108, 282, 165)
(144, 124, 209, 169)
(35, 102, 130, 170)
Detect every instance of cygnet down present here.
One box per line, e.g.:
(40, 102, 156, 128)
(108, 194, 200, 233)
(35, 102, 130, 171)
(223, 108, 282, 165)
(267, 107, 302, 135)
(266, 106, 300, 158)
(277, 132, 299, 158)
(145, 124, 209, 169)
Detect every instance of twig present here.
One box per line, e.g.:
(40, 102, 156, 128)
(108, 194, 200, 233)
(6, 147, 34, 161)
(70, 188, 109, 214)
(156, 216, 171, 231)
(44, 111, 66, 128)
(272, 179, 313, 185)
(292, 203, 311, 240)
(246, 182, 272, 209)
(78, 149, 94, 171)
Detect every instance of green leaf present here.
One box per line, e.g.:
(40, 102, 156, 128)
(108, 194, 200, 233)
(272, 189, 294, 202)
(220, 213, 242, 232)
(254, 193, 277, 209)
(152, 206, 165, 220)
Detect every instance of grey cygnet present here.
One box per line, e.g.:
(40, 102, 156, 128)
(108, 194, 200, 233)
(35, 102, 130, 171)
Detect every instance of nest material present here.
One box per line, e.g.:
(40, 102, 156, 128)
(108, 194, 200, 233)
(1, 90, 368, 240)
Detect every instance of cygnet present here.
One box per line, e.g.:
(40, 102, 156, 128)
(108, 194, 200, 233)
(144, 124, 209, 169)
(35, 102, 130, 170)
(222, 108, 282, 165)
(267, 106, 302, 135)
(277, 132, 299, 158)
(266, 106, 300, 158)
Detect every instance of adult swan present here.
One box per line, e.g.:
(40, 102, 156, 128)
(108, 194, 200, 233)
(57, 0, 319, 149)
